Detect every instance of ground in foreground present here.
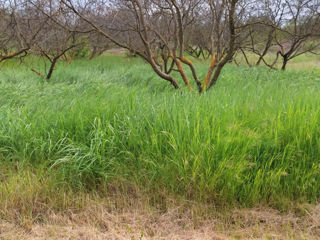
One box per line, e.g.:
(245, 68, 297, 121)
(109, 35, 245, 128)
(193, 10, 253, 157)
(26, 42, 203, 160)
(1, 200, 319, 240)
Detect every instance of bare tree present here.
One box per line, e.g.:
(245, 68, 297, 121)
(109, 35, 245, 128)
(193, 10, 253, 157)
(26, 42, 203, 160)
(275, 0, 320, 70)
(55, 0, 243, 93)
(239, 0, 320, 70)
(88, 32, 111, 59)
(185, 21, 211, 60)
(25, 0, 84, 79)
(0, 1, 42, 64)
(238, 0, 286, 68)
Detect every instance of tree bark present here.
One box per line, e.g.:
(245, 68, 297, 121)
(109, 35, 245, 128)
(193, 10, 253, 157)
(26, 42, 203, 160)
(281, 56, 288, 71)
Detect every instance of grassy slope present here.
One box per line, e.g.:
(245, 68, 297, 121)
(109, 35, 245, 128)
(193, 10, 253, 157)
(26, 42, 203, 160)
(0, 55, 319, 212)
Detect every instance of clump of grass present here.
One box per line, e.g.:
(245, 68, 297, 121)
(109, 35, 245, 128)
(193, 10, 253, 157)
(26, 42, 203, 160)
(0, 55, 319, 210)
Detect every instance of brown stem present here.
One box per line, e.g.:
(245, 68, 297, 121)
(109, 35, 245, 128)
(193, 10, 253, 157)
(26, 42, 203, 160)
(180, 57, 203, 93)
(0, 48, 29, 63)
(31, 68, 44, 77)
(204, 54, 216, 88)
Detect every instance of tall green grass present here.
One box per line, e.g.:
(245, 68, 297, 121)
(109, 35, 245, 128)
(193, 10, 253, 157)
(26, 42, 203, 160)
(0, 55, 319, 208)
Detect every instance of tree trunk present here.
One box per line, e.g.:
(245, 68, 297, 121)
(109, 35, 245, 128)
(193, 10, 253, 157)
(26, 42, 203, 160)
(208, 64, 224, 89)
(281, 56, 288, 71)
(46, 58, 58, 80)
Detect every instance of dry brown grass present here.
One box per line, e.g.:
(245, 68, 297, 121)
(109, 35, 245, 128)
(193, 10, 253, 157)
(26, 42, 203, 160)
(1, 195, 319, 240)
(0, 167, 319, 239)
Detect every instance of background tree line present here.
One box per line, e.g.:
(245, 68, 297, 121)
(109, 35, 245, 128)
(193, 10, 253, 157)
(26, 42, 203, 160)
(1, 0, 319, 91)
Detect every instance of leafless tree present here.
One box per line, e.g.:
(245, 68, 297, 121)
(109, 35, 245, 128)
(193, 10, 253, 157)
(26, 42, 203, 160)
(25, 0, 84, 79)
(88, 32, 111, 59)
(56, 0, 244, 92)
(275, 0, 320, 70)
(3, 0, 319, 84)
(185, 21, 211, 60)
(239, 0, 320, 70)
(0, 1, 42, 64)
(237, 0, 286, 68)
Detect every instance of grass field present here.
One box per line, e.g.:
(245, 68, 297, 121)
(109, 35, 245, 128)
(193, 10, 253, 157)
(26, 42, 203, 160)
(234, 51, 320, 70)
(0, 54, 319, 238)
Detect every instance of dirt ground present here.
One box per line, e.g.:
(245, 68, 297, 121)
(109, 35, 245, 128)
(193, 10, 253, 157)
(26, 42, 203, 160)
(1, 204, 319, 240)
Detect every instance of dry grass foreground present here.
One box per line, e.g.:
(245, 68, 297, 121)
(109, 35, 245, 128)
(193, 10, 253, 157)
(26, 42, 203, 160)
(0, 199, 319, 240)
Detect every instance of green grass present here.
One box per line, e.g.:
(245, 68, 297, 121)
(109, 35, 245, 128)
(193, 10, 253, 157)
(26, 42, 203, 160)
(235, 51, 320, 70)
(0, 55, 319, 210)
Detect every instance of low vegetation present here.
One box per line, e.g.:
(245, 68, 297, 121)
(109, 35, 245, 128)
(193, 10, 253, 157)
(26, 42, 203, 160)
(1, 1, 320, 237)
(1, 55, 319, 209)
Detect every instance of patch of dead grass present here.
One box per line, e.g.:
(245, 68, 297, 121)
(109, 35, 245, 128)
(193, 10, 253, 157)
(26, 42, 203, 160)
(0, 167, 319, 239)
(1, 198, 319, 240)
